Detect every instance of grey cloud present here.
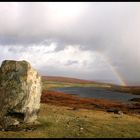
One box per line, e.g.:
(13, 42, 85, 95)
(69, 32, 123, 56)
(0, 2, 140, 85)
(65, 60, 79, 66)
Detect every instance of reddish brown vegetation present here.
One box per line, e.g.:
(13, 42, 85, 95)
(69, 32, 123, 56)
(41, 76, 140, 114)
(42, 76, 97, 84)
(41, 90, 140, 114)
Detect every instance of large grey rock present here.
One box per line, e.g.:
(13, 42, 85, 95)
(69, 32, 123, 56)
(0, 60, 42, 129)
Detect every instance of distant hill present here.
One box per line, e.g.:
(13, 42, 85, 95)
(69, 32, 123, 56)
(42, 76, 140, 95)
(42, 76, 111, 85)
(42, 76, 94, 84)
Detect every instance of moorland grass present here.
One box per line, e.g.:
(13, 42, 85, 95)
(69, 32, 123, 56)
(0, 104, 139, 138)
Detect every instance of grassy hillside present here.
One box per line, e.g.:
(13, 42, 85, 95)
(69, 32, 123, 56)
(0, 104, 139, 138)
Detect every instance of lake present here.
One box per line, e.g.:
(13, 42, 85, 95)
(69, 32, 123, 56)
(54, 87, 140, 103)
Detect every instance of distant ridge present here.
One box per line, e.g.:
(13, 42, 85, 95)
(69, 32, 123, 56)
(42, 76, 96, 84)
(42, 76, 140, 95)
(42, 75, 115, 86)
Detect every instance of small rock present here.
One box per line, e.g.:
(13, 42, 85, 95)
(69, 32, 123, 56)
(118, 110, 123, 116)
(107, 108, 117, 113)
(27, 129, 33, 132)
(13, 120, 20, 126)
(107, 108, 123, 115)
(22, 129, 26, 132)
(80, 127, 84, 130)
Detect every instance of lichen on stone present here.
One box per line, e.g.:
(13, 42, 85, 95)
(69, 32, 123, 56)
(0, 60, 42, 129)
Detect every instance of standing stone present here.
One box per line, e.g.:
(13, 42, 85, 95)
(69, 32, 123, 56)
(0, 60, 42, 129)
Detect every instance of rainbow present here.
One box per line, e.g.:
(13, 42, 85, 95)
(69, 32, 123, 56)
(106, 61, 126, 86)
(98, 52, 126, 86)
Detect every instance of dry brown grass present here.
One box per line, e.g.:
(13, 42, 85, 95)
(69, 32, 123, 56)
(0, 104, 139, 138)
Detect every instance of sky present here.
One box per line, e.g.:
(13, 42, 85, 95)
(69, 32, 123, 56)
(0, 2, 140, 85)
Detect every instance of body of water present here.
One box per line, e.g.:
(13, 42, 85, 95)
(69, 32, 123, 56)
(54, 87, 140, 103)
